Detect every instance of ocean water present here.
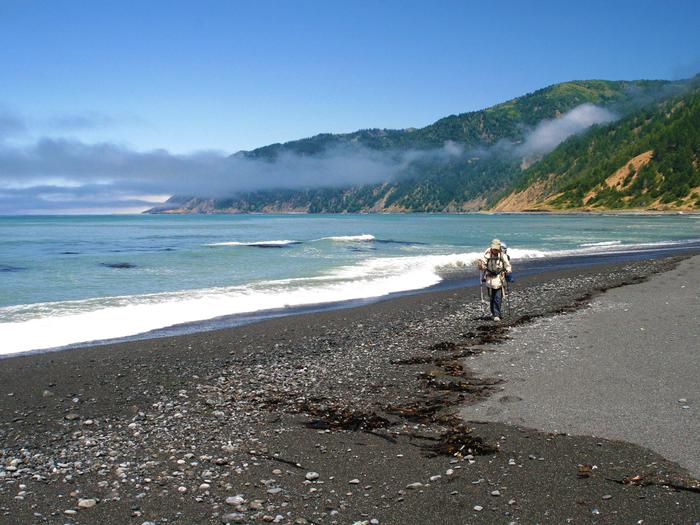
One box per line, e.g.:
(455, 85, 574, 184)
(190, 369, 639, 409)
(1, 213, 699, 355)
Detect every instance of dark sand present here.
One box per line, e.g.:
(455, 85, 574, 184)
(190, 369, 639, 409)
(1, 254, 699, 524)
(461, 255, 700, 477)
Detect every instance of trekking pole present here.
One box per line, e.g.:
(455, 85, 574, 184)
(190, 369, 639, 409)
(479, 271, 489, 316)
(507, 285, 512, 318)
(505, 274, 512, 318)
(498, 271, 508, 319)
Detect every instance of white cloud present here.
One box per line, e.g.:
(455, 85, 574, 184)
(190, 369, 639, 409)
(0, 103, 620, 213)
(517, 103, 617, 157)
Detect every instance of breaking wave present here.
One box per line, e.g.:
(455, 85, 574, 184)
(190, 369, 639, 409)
(579, 240, 622, 247)
(1, 238, 695, 356)
(320, 234, 376, 242)
(206, 239, 301, 247)
(0, 251, 485, 355)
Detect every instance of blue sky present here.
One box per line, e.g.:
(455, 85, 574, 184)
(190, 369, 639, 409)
(2, 0, 699, 154)
(1, 0, 699, 213)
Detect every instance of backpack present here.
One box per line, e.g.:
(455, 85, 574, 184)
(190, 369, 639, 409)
(485, 251, 506, 277)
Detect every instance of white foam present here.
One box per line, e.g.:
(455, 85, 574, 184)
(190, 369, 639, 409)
(2, 238, 694, 355)
(206, 239, 300, 246)
(579, 240, 622, 247)
(504, 248, 549, 259)
(320, 234, 376, 242)
(511, 239, 696, 260)
(0, 250, 487, 355)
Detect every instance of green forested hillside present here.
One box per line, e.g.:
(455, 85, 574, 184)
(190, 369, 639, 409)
(496, 82, 700, 211)
(243, 79, 672, 157)
(149, 78, 698, 214)
(185, 156, 521, 213)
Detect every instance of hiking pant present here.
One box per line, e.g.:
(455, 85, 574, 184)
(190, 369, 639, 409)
(489, 287, 502, 317)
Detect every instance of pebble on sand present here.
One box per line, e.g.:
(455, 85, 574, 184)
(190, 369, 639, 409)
(77, 498, 97, 508)
(221, 513, 245, 523)
(226, 495, 246, 505)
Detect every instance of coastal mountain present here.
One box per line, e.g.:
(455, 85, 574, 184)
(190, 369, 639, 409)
(494, 79, 700, 211)
(148, 77, 698, 214)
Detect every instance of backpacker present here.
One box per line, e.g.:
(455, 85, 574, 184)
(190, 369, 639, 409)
(485, 251, 506, 277)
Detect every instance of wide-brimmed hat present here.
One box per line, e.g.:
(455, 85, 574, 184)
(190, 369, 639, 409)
(490, 238, 501, 249)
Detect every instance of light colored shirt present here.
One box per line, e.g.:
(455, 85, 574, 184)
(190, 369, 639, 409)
(479, 249, 512, 289)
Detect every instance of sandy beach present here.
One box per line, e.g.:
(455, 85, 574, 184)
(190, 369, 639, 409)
(1, 253, 699, 524)
(461, 255, 700, 478)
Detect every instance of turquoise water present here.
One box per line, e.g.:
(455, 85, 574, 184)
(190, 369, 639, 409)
(1, 213, 698, 354)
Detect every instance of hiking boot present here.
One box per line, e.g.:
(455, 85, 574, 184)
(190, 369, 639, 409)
(493, 316, 501, 322)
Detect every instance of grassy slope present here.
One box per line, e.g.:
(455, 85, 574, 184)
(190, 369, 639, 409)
(155, 79, 695, 213)
(243, 79, 671, 158)
(495, 80, 700, 211)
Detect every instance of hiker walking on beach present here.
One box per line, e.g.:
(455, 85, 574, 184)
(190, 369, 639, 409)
(478, 239, 512, 322)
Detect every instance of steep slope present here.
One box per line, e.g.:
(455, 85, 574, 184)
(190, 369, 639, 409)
(495, 81, 700, 211)
(242, 79, 672, 158)
(150, 78, 690, 214)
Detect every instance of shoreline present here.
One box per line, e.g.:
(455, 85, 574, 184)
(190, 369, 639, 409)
(5, 209, 700, 217)
(1, 252, 699, 523)
(5, 243, 700, 359)
(143, 209, 700, 216)
(461, 254, 700, 477)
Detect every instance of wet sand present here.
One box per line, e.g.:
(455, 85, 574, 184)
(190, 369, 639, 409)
(462, 254, 700, 477)
(1, 253, 699, 524)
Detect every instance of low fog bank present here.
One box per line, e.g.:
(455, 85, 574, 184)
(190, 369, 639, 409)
(0, 103, 618, 214)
